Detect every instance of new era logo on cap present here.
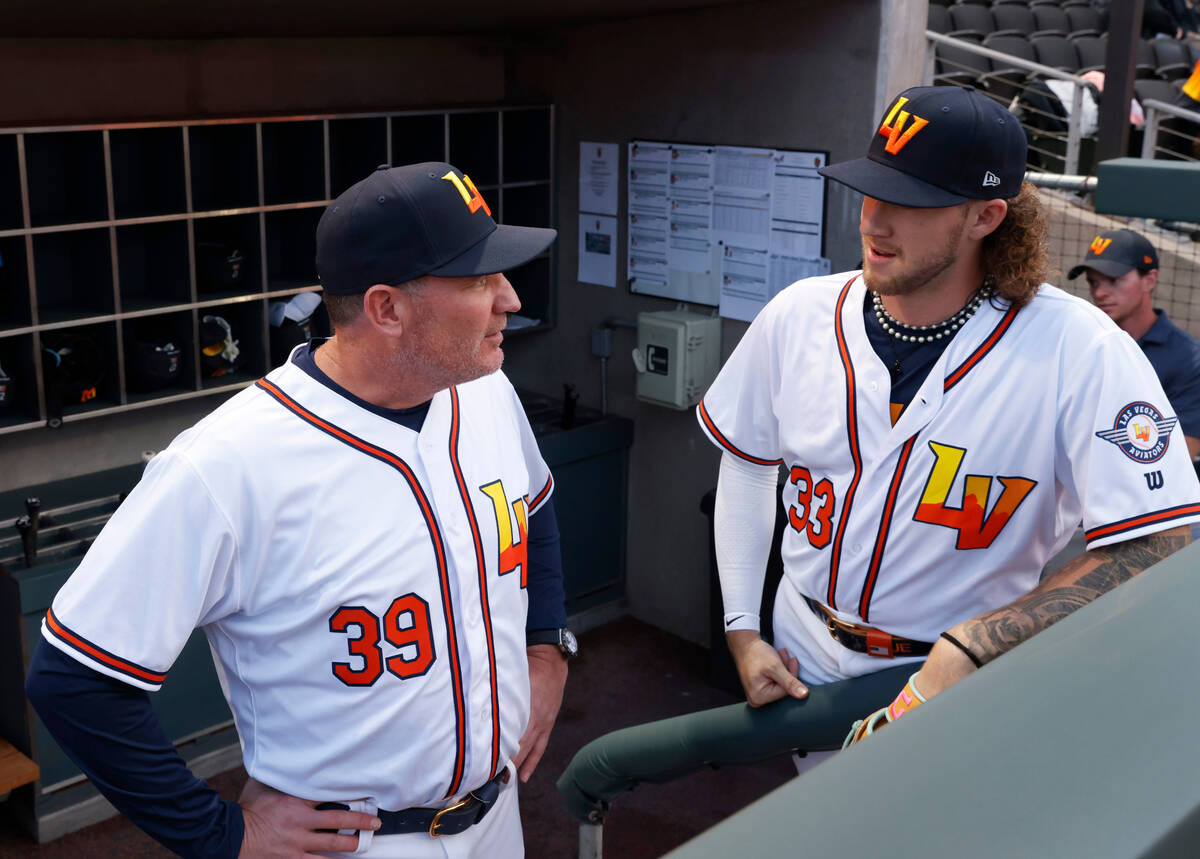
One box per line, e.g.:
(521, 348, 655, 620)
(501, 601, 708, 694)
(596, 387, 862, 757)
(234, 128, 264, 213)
(818, 85, 1027, 208)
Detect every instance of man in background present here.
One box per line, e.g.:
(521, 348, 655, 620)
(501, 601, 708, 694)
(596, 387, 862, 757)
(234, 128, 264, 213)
(1070, 227, 1200, 459)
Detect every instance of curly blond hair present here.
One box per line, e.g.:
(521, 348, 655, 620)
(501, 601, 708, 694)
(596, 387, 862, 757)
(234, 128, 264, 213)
(981, 182, 1050, 309)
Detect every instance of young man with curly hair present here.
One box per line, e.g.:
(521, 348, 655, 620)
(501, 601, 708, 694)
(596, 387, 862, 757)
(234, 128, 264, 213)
(697, 85, 1200, 747)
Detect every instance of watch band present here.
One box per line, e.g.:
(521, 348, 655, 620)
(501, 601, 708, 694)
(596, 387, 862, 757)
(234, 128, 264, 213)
(526, 628, 563, 647)
(526, 627, 578, 658)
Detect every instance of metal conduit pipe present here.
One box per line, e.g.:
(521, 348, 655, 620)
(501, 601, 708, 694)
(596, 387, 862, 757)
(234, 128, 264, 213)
(1024, 172, 1098, 193)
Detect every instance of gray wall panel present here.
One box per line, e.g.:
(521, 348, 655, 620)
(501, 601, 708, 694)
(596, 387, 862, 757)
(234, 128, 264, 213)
(503, 0, 887, 644)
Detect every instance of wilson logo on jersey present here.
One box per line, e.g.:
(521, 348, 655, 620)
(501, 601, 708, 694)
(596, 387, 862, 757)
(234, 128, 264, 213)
(480, 479, 528, 586)
(878, 96, 929, 155)
(1089, 236, 1113, 255)
(442, 171, 492, 216)
(913, 441, 1037, 550)
(1096, 402, 1176, 463)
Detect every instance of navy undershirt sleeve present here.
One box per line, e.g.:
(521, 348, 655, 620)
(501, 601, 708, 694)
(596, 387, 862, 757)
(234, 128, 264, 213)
(525, 501, 568, 631)
(25, 640, 243, 859)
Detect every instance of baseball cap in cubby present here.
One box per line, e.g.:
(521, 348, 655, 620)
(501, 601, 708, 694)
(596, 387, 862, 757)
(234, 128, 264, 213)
(1067, 228, 1159, 280)
(819, 85, 1027, 208)
(316, 162, 557, 295)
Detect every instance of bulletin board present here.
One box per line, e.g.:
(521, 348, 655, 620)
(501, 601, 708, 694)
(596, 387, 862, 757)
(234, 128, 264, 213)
(627, 140, 830, 322)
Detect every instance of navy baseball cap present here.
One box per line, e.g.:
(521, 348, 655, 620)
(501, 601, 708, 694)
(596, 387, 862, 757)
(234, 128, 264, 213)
(1067, 228, 1159, 280)
(316, 162, 557, 295)
(819, 85, 1027, 208)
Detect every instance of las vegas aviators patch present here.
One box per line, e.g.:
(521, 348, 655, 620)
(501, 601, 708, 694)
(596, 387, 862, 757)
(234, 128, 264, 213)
(1095, 401, 1177, 463)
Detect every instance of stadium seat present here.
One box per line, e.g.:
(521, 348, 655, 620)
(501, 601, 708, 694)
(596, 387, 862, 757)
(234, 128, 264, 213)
(1032, 5, 1071, 37)
(1132, 78, 1198, 160)
(1064, 5, 1102, 38)
(991, 0, 1030, 6)
(991, 3, 1037, 37)
(1028, 0, 1061, 7)
(928, 3, 952, 34)
(1060, 0, 1094, 7)
(1152, 38, 1194, 80)
(935, 34, 991, 87)
(1136, 39, 1159, 78)
(949, 3, 997, 40)
(1032, 34, 1082, 72)
(1135, 78, 1182, 105)
(983, 33, 1038, 100)
(1071, 33, 1108, 73)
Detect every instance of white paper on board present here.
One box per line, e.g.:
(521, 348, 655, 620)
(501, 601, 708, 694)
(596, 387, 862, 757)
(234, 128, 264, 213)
(579, 141, 620, 216)
(578, 213, 618, 287)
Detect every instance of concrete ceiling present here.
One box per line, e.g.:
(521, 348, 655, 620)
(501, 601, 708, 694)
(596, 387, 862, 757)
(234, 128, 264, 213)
(4, 0, 759, 38)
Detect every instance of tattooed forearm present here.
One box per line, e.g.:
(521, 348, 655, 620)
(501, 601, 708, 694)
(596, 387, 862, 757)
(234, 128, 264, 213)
(956, 527, 1190, 664)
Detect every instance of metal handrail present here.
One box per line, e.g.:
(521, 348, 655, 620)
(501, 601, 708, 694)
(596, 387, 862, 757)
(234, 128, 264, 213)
(925, 31, 1095, 87)
(1140, 97, 1200, 160)
(925, 30, 1094, 173)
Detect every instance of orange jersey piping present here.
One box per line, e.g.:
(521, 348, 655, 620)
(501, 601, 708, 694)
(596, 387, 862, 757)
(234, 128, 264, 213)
(447, 387, 502, 779)
(827, 274, 865, 609)
(255, 378, 469, 797)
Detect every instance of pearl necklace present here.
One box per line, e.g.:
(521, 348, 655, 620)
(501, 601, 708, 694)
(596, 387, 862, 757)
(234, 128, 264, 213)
(872, 285, 994, 344)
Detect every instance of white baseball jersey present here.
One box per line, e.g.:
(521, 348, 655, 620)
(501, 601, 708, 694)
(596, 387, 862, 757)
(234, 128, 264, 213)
(43, 356, 553, 810)
(699, 272, 1200, 682)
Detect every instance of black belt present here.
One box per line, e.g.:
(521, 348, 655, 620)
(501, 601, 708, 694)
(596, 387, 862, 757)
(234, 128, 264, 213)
(317, 769, 510, 837)
(804, 597, 934, 658)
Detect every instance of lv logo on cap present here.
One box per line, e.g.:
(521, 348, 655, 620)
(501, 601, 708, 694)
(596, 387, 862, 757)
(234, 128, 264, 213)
(1089, 236, 1113, 255)
(878, 96, 929, 156)
(441, 171, 492, 217)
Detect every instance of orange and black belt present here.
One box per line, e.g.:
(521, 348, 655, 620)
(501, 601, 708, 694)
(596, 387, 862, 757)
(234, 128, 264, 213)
(804, 597, 933, 659)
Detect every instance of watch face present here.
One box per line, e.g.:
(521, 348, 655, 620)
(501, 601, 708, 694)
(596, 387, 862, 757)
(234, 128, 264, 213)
(560, 628, 579, 658)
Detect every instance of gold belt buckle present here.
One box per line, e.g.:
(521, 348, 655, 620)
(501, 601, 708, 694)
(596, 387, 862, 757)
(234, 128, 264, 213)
(429, 795, 473, 837)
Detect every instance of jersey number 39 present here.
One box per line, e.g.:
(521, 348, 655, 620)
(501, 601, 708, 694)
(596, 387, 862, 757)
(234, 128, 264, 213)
(329, 595, 436, 687)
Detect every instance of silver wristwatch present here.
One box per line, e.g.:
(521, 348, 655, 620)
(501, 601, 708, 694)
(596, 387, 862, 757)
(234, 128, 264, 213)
(526, 627, 579, 659)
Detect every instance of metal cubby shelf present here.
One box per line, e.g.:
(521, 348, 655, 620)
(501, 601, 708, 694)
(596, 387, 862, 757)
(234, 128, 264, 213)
(0, 105, 557, 435)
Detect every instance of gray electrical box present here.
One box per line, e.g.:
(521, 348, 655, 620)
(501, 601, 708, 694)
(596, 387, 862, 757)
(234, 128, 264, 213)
(631, 308, 722, 410)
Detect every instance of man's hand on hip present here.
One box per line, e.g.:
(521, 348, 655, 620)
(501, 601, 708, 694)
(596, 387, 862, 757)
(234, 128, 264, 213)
(727, 629, 809, 707)
(238, 777, 380, 858)
(514, 644, 568, 783)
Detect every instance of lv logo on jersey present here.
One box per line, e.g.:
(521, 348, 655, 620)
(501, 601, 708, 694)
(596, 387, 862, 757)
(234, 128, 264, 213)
(913, 441, 1037, 550)
(479, 480, 528, 586)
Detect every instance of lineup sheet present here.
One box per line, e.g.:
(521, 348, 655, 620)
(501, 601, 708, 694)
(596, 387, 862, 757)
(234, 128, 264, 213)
(627, 141, 830, 321)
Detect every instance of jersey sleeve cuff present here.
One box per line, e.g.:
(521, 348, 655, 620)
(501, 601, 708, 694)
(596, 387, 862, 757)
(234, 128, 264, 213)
(1083, 503, 1200, 550)
(526, 474, 554, 515)
(42, 609, 166, 692)
(695, 400, 782, 466)
(721, 612, 761, 633)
